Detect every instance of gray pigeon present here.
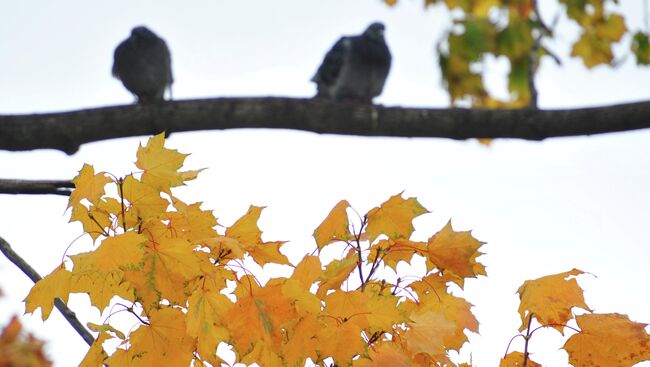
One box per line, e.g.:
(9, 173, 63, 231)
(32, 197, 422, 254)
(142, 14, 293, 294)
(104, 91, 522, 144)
(112, 26, 173, 104)
(311, 22, 391, 103)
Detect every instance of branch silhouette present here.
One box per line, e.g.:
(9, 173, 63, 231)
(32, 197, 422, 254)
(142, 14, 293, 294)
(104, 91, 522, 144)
(0, 235, 94, 346)
(0, 179, 73, 196)
(2, 97, 650, 154)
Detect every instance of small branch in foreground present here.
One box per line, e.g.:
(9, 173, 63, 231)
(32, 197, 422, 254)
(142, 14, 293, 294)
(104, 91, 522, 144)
(0, 235, 94, 346)
(0, 179, 73, 196)
(2, 97, 650, 154)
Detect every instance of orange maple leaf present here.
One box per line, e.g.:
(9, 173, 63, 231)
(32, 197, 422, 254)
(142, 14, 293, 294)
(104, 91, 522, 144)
(404, 307, 456, 357)
(353, 341, 412, 366)
(564, 313, 650, 367)
(426, 220, 486, 287)
(313, 199, 353, 251)
(0, 316, 51, 367)
(109, 307, 194, 366)
(226, 281, 297, 355)
(291, 255, 322, 289)
(365, 193, 429, 242)
(499, 351, 541, 367)
(281, 314, 321, 366)
(318, 318, 366, 364)
(517, 268, 591, 333)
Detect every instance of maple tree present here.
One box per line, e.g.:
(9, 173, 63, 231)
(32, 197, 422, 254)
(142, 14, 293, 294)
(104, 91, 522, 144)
(386, 0, 646, 108)
(15, 134, 649, 366)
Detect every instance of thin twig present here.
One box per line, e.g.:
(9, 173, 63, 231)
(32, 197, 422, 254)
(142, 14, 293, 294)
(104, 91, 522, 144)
(0, 235, 94, 346)
(523, 313, 534, 367)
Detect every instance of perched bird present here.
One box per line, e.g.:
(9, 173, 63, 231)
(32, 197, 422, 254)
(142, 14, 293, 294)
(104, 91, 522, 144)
(112, 26, 173, 103)
(311, 22, 391, 103)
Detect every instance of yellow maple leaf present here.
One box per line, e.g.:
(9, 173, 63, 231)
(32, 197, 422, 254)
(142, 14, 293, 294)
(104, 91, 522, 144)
(282, 279, 321, 316)
(69, 252, 134, 310)
(248, 240, 290, 266)
(201, 235, 246, 261)
(313, 199, 353, 251)
(225, 205, 291, 265)
(291, 255, 322, 289)
(120, 175, 169, 225)
(365, 193, 429, 242)
(366, 289, 407, 332)
(564, 313, 650, 367)
(68, 163, 112, 210)
(426, 220, 486, 286)
(136, 133, 202, 194)
(86, 322, 125, 339)
(24, 264, 72, 320)
(85, 232, 146, 272)
(226, 205, 264, 246)
(78, 332, 110, 367)
(499, 351, 541, 367)
(120, 307, 194, 366)
(167, 197, 219, 241)
(316, 250, 358, 298)
(186, 288, 232, 364)
(517, 268, 591, 333)
(369, 238, 426, 270)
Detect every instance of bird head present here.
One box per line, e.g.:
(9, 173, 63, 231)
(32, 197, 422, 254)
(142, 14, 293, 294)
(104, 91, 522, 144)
(130, 26, 158, 42)
(363, 22, 386, 41)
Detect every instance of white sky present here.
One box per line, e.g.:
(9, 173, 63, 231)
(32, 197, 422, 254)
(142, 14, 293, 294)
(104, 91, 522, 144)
(1, 1, 649, 366)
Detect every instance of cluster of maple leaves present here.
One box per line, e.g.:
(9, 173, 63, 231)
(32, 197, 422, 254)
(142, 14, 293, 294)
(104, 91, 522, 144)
(0, 290, 51, 367)
(385, 0, 643, 107)
(21, 134, 650, 366)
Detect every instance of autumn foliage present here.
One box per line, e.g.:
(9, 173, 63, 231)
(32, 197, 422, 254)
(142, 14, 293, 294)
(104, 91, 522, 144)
(0, 289, 51, 367)
(21, 135, 650, 366)
(384, 0, 646, 108)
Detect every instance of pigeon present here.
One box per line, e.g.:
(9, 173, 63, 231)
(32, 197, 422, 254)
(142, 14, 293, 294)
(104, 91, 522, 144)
(311, 22, 391, 103)
(112, 26, 173, 104)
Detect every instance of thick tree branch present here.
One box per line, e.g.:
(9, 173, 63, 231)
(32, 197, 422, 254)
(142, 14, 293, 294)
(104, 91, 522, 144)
(2, 97, 650, 154)
(0, 179, 73, 196)
(0, 235, 94, 346)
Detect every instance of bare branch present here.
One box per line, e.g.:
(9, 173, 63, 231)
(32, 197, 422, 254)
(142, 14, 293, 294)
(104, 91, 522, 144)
(0, 179, 73, 196)
(2, 97, 650, 155)
(0, 235, 94, 346)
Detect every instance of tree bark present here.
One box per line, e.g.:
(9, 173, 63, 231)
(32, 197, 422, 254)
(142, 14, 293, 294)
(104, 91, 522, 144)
(1, 97, 650, 155)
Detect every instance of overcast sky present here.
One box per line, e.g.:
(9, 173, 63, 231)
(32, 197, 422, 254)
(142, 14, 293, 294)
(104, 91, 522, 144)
(1, 1, 649, 366)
